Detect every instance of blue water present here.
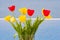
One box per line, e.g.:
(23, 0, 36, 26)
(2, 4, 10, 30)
(0, 20, 60, 40)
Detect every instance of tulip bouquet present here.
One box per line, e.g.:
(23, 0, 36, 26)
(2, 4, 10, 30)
(4, 5, 52, 40)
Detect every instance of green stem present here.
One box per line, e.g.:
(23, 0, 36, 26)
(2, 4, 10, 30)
(18, 34, 34, 40)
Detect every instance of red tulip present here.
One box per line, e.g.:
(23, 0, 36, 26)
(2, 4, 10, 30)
(42, 8, 50, 16)
(42, 8, 52, 19)
(27, 9, 34, 16)
(8, 5, 15, 12)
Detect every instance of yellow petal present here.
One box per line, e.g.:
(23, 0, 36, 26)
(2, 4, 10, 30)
(4, 15, 11, 22)
(45, 15, 52, 19)
(18, 15, 26, 22)
(19, 8, 27, 15)
(10, 17, 16, 23)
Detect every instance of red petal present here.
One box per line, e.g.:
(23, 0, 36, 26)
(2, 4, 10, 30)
(8, 5, 15, 12)
(43, 9, 50, 16)
(27, 9, 34, 16)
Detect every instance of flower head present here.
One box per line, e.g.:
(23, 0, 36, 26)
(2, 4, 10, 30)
(8, 5, 15, 12)
(42, 8, 52, 19)
(27, 9, 34, 16)
(19, 8, 27, 15)
(18, 15, 26, 22)
(42, 8, 50, 16)
(10, 17, 16, 23)
(4, 15, 11, 22)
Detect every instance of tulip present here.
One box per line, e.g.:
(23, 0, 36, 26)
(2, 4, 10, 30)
(8, 5, 15, 12)
(18, 15, 26, 22)
(4, 15, 11, 22)
(10, 17, 16, 22)
(42, 8, 52, 19)
(19, 8, 27, 15)
(27, 9, 34, 16)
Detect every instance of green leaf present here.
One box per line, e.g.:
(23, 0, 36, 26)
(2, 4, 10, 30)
(15, 21, 22, 34)
(25, 19, 32, 34)
(9, 22, 17, 32)
(13, 33, 18, 39)
(18, 22, 22, 34)
(31, 16, 44, 35)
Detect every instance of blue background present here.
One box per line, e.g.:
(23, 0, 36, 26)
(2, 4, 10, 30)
(0, 20, 60, 40)
(0, 0, 60, 40)
(0, 0, 60, 18)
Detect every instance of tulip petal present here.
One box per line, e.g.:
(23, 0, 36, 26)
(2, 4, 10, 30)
(8, 5, 15, 12)
(4, 15, 11, 22)
(42, 8, 50, 16)
(10, 17, 16, 23)
(27, 9, 34, 16)
(45, 15, 52, 19)
(18, 15, 26, 22)
(19, 8, 27, 15)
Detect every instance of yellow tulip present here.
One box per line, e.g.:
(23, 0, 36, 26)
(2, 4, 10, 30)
(19, 8, 27, 15)
(10, 17, 16, 22)
(18, 15, 26, 22)
(4, 15, 11, 22)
